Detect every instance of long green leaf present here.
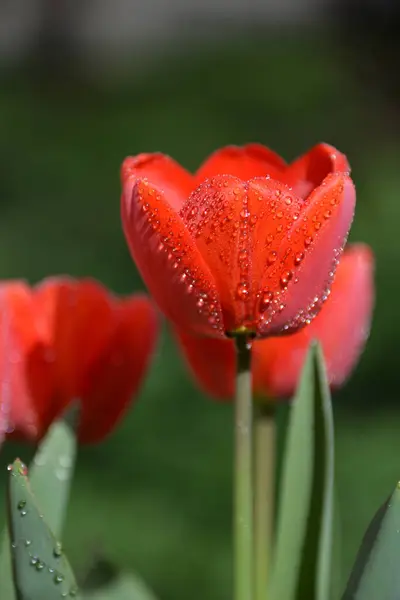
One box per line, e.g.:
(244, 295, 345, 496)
(7, 458, 79, 600)
(342, 482, 400, 600)
(0, 418, 77, 599)
(270, 341, 334, 600)
(29, 419, 77, 538)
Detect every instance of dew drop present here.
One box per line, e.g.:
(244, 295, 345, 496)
(259, 290, 273, 313)
(54, 573, 64, 584)
(304, 236, 313, 247)
(7, 464, 13, 472)
(285, 196, 292, 205)
(280, 270, 293, 288)
(314, 221, 321, 231)
(266, 234, 274, 245)
(53, 542, 63, 558)
(294, 252, 304, 265)
(35, 560, 45, 571)
(236, 282, 249, 301)
(276, 210, 284, 219)
(324, 210, 331, 219)
(17, 500, 26, 510)
(25, 540, 32, 547)
(267, 251, 277, 265)
(240, 209, 250, 219)
(20, 510, 27, 517)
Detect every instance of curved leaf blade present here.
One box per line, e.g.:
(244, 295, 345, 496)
(7, 458, 79, 600)
(342, 483, 400, 600)
(270, 341, 334, 600)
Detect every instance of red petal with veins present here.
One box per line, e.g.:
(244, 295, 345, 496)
(122, 153, 193, 212)
(195, 144, 286, 184)
(0, 283, 41, 440)
(174, 328, 235, 400)
(253, 244, 374, 396)
(284, 143, 350, 198)
(122, 178, 224, 337)
(181, 176, 304, 333)
(257, 173, 355, 337)
(79, 295, 159, 443)
(174, 245, 374, 401)
(30, 278, 115, 425)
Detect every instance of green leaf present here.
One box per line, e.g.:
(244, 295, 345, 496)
(29, 418, 77, 539)
(83, 572, 158, 600)
(270, 341, 334, 600)
(7, 458, 79, 600)
(342, 482, 400, 600)
(0, 418, 77, 600)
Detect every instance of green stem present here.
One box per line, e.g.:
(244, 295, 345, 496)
(234, 334, 254, 600)
(254, 403, 276, 600)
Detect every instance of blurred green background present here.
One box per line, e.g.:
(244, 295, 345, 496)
(1, 5, 400, 599)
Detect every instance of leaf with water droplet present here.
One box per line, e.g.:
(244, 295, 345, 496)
(0, 414, 77, 599)
(6, 458, 79, 600)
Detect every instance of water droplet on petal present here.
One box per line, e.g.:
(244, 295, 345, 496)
(236, 282, 249, 301)
(294, 252, 304, 265)
(259, 290, 274, 313)
(267, 251, 277, 265)
(280, 270, 293, 288)
(304, 236, 313, 247)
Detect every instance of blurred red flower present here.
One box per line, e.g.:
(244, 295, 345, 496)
(0, 278, 158, 443)
(174, 244, 374, 400)
(121, 143, 355, 339)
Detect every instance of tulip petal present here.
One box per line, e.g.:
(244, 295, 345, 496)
(182, 175, 306, 332)
(122, 179, 225, 337)
(0, 283, 42, 439)
(32, 278, 115, 419)
(284, 143, 350, 198)
(256, 173, 356, 337)
(78, 295, 158, 443)
(195, 144, 286, 184)
(122, 153, 194, 212)
(253, 244, 374, 397)
(174, 328, 235, 400)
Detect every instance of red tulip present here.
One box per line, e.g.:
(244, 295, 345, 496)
(0, 278, 158, 443)
(174, 244, 374, 400)
(121, 143, 355, 339)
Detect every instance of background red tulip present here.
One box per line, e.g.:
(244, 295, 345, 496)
(0, 278, 158, 443)
(121, 143, 356, 340)
(175, 244, 374, 400)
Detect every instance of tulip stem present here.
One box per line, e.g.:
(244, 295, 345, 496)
(234, 334, 254, 600)
(254, 403, 276, 600)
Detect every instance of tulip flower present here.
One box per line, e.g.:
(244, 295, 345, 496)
(121, 143, 356, 339)
(174, 244, 374, 400)
(0, 278, 158, 444)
